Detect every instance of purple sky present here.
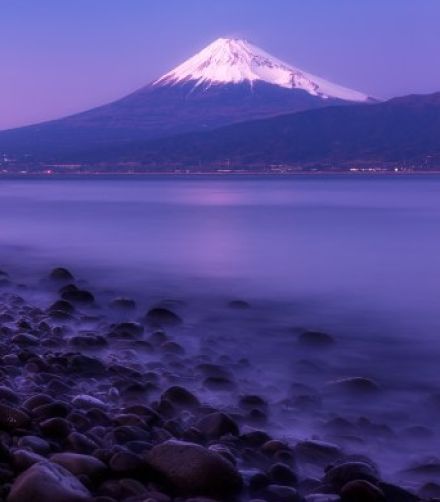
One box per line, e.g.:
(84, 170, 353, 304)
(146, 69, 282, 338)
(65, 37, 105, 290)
(1, 0, 439, 130)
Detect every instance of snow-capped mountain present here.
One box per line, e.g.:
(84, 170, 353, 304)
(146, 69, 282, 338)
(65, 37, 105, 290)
(154, 37, 370, 103)
(0, 37, 375, 162)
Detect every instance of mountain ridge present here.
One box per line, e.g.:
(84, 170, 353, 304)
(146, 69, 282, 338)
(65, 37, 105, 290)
(0, 37, 374, 162)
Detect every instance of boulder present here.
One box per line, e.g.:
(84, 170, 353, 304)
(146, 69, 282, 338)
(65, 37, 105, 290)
(51, 452, 107, 479)
(323, 462, 379, 490)
(0, 403, 30, 430)
(147, 439, 242, 497)
(161, 386, 200, 409)
(341, 480, 385, 501)
(196, 412, 239, 438)
(145, 307, 182, 326)
(325, 378, 380, 396)
(7, 461, 92, 502)
(49, 268, 74, 282)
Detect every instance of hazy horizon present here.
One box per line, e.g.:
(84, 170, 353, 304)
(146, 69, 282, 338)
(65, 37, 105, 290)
(1, 0, 439, 130)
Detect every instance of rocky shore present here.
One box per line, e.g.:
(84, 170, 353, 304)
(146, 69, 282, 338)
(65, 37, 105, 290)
(0, 267, 435, 501)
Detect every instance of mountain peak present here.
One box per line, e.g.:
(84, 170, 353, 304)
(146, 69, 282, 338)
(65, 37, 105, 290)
(154, 37, 371, 102)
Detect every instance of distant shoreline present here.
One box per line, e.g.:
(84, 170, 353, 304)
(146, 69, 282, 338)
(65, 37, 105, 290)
(1, 169, 440, 177)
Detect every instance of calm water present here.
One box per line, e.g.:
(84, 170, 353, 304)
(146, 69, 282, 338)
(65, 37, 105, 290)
(0, 174, 439, 329)
(1, 174, 440, 476)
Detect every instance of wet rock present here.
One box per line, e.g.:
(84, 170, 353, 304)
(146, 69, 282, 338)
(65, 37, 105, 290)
(39, 417, 72, 438)
(196, 412, 239, 439)
(299, 331, 335, 347)
(419, 482, 440, 499)
(48, 300, 75, 313)
(341, 480, 385, 501)
(147, 439, 242, 497)
(66, 432, 99, 454)
(195, 363, 232, 379)
(265, 484, 301, 501)
(305, 495, 341, 502)
(0, 404, 30, 430)
(241, 430, 272, 448)
(33, 401, 70, 419)
(161, 340, 185, 354)
(378, 482, 419, 502)
(7, 461, 92, 502)
(0, 386, 19, 404)
(51, 453, 107, 479)
(295, 440, 343, 465)
(268, 463, 298, 487)
(17, 436, 51, 455)
(12, 333, 39, 346)
(50, 268, 74, 282)
(228, 300, 250, 309)
(62, 289, 95, 305)
(109, 322, 144, 338)
(112, 425, 151, 444)
(23, 393, 53, 411)
(203, 376, 236, 391)
(72, 394, 107, 410)
(145, 307, 182, 327)
(10, 449, 46, 472)
(69, 334, 107, 348)
(239, 394, 268, 412)
(323, 462, 379, 490)
(161, 386, 200, 409)
(109, 451, 144, 475)
(325, 377, 380, 396)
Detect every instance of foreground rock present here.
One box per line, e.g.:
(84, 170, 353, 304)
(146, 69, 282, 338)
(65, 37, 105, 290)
(147, 439, 243, 497)
(7, 461, 92, 502)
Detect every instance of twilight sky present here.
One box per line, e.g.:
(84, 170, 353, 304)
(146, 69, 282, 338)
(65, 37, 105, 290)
(1, 0, 439, 130)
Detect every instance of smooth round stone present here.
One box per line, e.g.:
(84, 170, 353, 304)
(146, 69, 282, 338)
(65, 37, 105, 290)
(0, 404, 30, 430)
(268, 463, 298, 487)
(294, 440, 343, 465)
(12, 334, 39, 346)
(325, 377, 380, 396)
(196, 412, 239, 439)
(17, 436, 51, 455)
(39, 417, 72, 439)
(147, 440, 242, 497)
(62, 289, 95, 304)
(72, 394, 107, 410)
(10, 449, 46, 472)
(51, 452, 107, 479)
(161, 386, 200, 408)
(0, 386, 19, 404)
(203, 376, 236, 391)
(49, 268, 74, 282)
(23, 394, 53, 411)
(66, 432, 98, 454)
(48, 300, 75, 313)
(323, 462, 379, 490)
(228, 300, 250, 309)
(341, 480, 385, 501)
(265, 484, 300, 501)
(145, 307, 182, 327)
(239, 394, 268, 412)
(109, 451, 143, 474)
(7, 461, 91, 502)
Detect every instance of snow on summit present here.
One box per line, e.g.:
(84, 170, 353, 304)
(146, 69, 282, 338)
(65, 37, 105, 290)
(154, 37, 370, 102)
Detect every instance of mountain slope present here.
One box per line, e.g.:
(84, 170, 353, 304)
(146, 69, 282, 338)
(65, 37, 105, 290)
(154, 38, 370, 102)
(87, 92, 440, 169)
(0, 37, 373, 161)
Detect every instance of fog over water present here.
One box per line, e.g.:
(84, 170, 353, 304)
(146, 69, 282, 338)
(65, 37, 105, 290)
(1, 174, 440, 483)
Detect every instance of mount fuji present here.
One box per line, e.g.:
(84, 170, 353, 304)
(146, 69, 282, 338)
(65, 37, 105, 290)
(0, 37, 374, 161)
